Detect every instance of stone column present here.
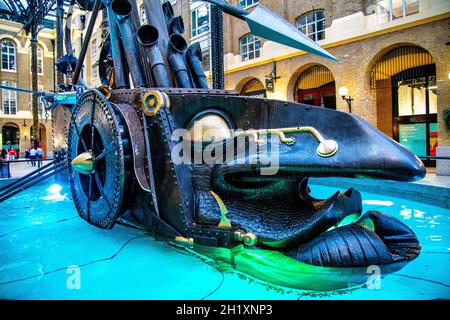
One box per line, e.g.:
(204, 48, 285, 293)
(436, 50, 450, 176)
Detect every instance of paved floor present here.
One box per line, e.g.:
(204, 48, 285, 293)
(416, 172, 450, 188)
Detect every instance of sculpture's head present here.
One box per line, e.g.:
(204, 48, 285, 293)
(157, 92, 424, 289)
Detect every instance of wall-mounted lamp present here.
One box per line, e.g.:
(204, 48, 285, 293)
(448, 72, 450, 80)
(265, 62, 281, 93)
(24, 133, 28, 142)
(339, 86, 353, 114)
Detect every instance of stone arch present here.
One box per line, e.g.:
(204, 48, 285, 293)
(287, 62, 336, 107)
(1, 121, 20, 150)
(235, 77, 267, 97)
(365, 43, 438, 164)
(363, 42, 436, 82)
(0, 35, 21, 49)
(24, 39, 50, 54)
(286, 61, 337, 102)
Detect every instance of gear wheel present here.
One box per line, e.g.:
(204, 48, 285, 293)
(67, 90, 132, 229)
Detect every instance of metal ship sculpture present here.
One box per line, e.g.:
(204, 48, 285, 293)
(43, 0, 426, 290)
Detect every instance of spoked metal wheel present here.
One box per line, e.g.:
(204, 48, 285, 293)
(67, 90, 130, 229)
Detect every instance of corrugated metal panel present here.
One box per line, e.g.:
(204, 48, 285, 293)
(297, 65, 334, 90)
(370, 46, 434, 89)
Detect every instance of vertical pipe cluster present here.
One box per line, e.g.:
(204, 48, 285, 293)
(111, 0, 147, 87)
(103, 0, 130, 88)
(97, 0, 211, 90)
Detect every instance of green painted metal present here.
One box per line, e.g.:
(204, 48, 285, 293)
(192, 244, 370, 291)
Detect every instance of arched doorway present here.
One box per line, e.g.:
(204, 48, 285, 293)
(30, 124, 47, 157)
(2, 122, 20, 154)
(239, 78, 266, 98)
(370, 45, 436, 166)
(296, 65, 336, 109)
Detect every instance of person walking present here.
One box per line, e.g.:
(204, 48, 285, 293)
(36, 146, 43, 168)
(29, 147, 37, 167)
(25, 148, 30, 164)
(8, 147, 16, 161)
(0, 149, 9, 178)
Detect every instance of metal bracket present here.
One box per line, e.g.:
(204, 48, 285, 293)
(236, 126, 339, 158)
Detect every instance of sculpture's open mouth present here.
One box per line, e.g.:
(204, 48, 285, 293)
(194, 163, 422, 272)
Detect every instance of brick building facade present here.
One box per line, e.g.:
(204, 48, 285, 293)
(0, 20, 55, 157)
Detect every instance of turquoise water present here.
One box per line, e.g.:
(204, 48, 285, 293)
(0, 181, 449, 300)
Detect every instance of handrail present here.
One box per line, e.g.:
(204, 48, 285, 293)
(419, 156, 450, 161)
(0, 160, 59, 192)
(0, 160, 67, 195)
(0, 163, 69, 203)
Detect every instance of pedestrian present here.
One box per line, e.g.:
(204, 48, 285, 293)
(8, 147, 16, 161)
(25, 148, 30, 164)
(36, 146, 43, 167)
(0, 149, 9, 178)
(29, 147, 36, 167)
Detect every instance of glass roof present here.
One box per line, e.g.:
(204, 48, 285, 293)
(0, 0, 73, 30)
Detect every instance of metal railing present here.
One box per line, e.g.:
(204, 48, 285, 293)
(0, 158, 68, 203)
(418, 156, 450, 161)
(0, 158, 57, 179)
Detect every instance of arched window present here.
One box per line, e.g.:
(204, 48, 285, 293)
(296, 10, 326, 42)
(1, 40, 16, 71)
(240, 34, 261, 61)
(1, 80, 17, 115)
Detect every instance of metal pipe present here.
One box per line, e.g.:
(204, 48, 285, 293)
(64, 0, 76, 55)
(72, 0, 102, 86)
(56, 0, 65, 85)
(186, 42, 208, 89)
(168, 16, 185, 36)
(142, 0, 174, 86)
(167, 34, 193, 88)
(136, 25, 171, 87)
(103, 0, 130, 88)
(161, 0, 174, 29)
(111, 0, 147, 87)
(130, 0, 153, 87)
